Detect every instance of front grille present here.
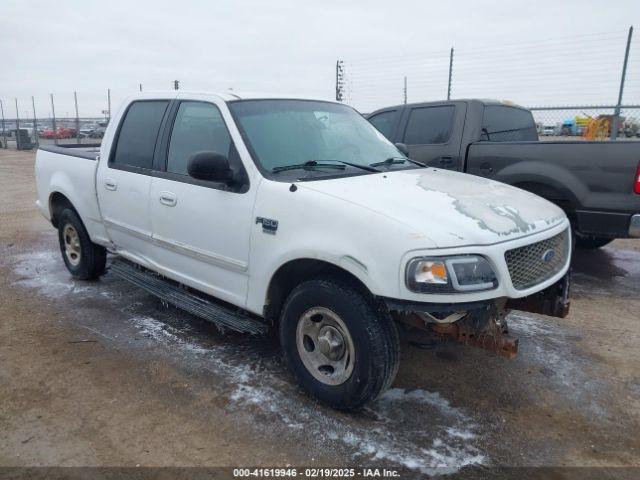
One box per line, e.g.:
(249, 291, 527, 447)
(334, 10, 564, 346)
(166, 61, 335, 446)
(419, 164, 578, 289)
(505, 229, 569, 290)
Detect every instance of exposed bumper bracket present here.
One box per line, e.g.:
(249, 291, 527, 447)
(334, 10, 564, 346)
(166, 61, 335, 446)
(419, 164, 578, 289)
(395, 299, 519, 359)
(506, 271, 571, 318)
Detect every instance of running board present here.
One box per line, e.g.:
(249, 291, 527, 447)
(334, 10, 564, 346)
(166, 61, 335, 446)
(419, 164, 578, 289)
(110, 259, 267, 335)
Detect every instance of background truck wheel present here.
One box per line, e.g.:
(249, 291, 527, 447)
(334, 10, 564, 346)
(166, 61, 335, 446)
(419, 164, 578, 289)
(575, 235, 614, 249)
(57, 208, 106, 280)
(279, 278, 399, 410)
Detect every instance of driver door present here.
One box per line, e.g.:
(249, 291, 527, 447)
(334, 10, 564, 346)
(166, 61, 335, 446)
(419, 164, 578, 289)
(148, 98, 255, 307)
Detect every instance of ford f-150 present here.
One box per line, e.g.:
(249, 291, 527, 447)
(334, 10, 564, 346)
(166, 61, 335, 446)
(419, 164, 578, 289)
(35, 92, 572, 409)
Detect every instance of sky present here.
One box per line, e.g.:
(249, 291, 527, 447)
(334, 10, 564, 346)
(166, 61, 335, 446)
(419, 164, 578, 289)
(1, 0, 639, 118)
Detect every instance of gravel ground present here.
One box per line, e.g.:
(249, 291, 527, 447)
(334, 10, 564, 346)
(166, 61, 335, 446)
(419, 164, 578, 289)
(0, 148, 639, 477)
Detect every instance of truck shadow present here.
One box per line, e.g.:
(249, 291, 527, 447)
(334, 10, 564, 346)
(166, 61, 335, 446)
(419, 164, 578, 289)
(572, 247, 628, 278)
(570, 244, 640, 297)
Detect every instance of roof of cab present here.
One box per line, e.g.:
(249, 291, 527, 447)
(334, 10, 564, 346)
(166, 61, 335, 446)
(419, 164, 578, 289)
(127, 90, 333, 103)
(367, 98, 528, 114)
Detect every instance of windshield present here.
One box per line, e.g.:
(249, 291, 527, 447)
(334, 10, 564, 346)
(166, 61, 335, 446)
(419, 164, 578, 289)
(229, 99, 410, 179)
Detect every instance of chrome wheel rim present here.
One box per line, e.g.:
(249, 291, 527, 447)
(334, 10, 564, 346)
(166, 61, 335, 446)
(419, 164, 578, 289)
(296, 307, 355, 386)
(62, 224, 81, 267)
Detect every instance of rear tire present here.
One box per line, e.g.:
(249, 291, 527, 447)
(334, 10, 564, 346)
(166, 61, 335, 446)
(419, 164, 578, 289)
(279, 278, 399, 410)
(575, 235, 614, 249)
(57, 208, 106, 280)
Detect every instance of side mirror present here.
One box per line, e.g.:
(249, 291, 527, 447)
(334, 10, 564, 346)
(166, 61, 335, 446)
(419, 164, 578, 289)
(395, 142, 410, 157)
(187, 151, 234, 184)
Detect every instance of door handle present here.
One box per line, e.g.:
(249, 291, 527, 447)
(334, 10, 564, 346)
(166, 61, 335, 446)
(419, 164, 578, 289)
(104, 178, 117, 191)
(479, 162, 494, 174)
(439, 156, 453, 165)
(159, 191, 178, 207)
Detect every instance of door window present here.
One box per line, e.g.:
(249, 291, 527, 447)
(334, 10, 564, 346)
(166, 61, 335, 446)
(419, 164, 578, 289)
(403, 105, 455, 145)
(480, 105, 538, 142)
(112, 100, 169, 169)
(368, 110, 399, 140)
(167, 102, 232, 175)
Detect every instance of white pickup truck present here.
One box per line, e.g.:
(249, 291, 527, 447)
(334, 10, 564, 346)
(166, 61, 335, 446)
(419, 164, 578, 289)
(35, 92, 571, 409)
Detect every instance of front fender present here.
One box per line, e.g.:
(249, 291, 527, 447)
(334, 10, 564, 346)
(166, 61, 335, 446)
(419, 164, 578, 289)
(245, 247, 389, 315)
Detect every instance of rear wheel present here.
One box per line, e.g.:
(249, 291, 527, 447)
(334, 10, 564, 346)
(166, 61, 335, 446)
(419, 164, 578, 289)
(279, 278, 399, 410)
(57, 208, 106, 280)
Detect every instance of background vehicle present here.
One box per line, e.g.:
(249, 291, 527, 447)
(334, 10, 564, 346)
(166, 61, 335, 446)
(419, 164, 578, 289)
(40, 127, 75, 139)
(541, 125, 556, 136)
(88, 126, 106, 138)
(35, 92, 572, 409)
(368, 99, 640, 249)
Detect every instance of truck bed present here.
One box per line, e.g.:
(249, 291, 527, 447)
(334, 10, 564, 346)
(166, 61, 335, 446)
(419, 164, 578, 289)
(39, 144, 101, 160)
(35, 145, 110, 246)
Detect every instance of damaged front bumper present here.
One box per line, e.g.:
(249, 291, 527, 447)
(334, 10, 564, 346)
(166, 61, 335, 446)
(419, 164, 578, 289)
(383, 272, 571, 358)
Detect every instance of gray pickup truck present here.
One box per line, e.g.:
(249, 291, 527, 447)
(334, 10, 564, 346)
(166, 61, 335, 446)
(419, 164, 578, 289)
(368, 99, 640, 248)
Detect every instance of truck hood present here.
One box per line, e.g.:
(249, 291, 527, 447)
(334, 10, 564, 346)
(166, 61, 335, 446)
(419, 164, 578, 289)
(300, 168, 566, 248)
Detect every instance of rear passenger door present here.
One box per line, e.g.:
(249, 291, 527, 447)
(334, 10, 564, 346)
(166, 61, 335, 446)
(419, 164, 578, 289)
(400, 103, 466, 170)
(96, 99, 170, 264)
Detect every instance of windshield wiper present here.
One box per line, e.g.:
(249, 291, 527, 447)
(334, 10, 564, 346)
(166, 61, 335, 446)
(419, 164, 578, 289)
(370, 157, 405, 168)
(323, 159, 380, 172)
(272, 160, 346, 173)
(370, 156, 425, 168)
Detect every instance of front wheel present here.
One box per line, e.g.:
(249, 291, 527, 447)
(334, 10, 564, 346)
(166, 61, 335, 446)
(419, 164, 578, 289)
(58, 208, 106, 280)
(279, 278, 399, 410)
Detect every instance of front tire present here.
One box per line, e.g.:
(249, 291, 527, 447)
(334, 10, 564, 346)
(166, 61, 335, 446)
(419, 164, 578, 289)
(279, 278, 399, 410)
(58, 208, 106, 280)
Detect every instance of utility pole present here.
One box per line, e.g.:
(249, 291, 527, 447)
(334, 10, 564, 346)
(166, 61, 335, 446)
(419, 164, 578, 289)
(32, 96, 39, 146)
(611, 26, 633, 140)
(14, 99, 20, 150)
(15, 98, 20, 130)
(0, 100, 6, 149)
(74, 91, 80, 143)
(50, 94, 57, 145)
(335, 60, 344, 102)
(447, 47, 454, 100)
(107, 89, 111, 121)
(139, 83, 143, 92)
(403, 76, 407, 104)
(173, 80, 180, 90)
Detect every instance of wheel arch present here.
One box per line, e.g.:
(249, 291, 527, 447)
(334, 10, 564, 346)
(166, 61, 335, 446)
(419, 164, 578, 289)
(263, 258, 374, 325)
(49, 191, 79, 228)
(511, 180, 576, 213)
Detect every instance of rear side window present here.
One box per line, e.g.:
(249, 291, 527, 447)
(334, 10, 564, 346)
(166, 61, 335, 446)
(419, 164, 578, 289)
(112, 100, 169, 169)
(167, 102, 232, 175)
(368, 110, 400, 140)
(403, 105, 455, 145)
(480, 105, 538, 142)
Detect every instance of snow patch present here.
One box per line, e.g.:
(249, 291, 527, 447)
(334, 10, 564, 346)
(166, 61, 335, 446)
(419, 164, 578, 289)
(132, 315, 210, 355)
(507, 310, 609, 419)
(131, 317, 486, 474)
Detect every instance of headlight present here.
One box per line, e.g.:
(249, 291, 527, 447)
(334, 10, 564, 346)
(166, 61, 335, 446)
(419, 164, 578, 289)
(406, 255, 498, 293)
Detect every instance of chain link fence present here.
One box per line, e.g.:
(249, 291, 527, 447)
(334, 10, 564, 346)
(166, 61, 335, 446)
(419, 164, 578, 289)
(530, 105, 640, 141)
(0, 89, 125, 150)
(337, 28, 640, 141)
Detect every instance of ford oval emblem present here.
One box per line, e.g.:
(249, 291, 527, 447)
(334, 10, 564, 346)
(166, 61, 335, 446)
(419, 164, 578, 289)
(542, 249, 556, 263)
